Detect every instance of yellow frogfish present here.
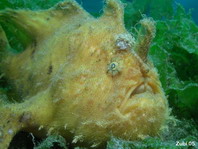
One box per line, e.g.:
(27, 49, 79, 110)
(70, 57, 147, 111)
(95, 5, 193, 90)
(0, 0, 169, 148)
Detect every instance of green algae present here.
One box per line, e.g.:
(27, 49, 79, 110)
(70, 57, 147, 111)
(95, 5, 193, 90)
(150, 5, 198, 120)
(0, 0, 61, 10)
(34, 135, 67, 149)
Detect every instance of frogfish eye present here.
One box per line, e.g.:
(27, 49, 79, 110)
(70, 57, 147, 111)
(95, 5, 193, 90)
(107, 62, 121, 76)
(110, 62, 117, 70)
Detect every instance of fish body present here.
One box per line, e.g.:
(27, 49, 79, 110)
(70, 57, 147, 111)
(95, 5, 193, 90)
(0, 0, 169, 148)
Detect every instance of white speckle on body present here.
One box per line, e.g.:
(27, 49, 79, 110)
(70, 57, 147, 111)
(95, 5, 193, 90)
(117, 40, 128, 50)
(38, 125, 44, 131)
(115, 33, 135, 51)
(72, 135, 83, 143)
(8, 129, 13, 135)
(64, 124, 67, 130)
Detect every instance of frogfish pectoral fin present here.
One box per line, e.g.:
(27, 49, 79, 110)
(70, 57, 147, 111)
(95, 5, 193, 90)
(0, 89, 54, 148)
(0, 104, 24, 148)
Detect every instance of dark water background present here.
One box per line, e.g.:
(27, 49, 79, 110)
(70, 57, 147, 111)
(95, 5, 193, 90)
(76, 0, 198, 24)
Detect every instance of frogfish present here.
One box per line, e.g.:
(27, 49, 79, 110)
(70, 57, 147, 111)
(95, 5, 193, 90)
(0, 0, 169, 148)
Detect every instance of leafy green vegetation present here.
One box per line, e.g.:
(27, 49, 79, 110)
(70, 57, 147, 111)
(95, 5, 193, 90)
(0, 0, 198, 148)
(34, 135, 67, 149)
(150, 5, 198, 120)
(0, 0, 62, 10)
(107, 119, 198, 149)
(107, 136, 198, 149)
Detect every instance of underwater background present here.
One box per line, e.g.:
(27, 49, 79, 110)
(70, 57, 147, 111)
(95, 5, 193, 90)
(0, 0, 197, 148)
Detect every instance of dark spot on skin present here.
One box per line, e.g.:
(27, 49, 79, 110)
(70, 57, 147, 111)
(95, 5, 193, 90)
(96, 59, 101, 62)
(19, 113, 31, 123)
(31, 41, 37, 58)
(32, 40, 37, 48)
(12, 11, 17, 15)
(31, 49, 35, 57)
(77, 24, 81, 28)
(48, 65, 53, 75)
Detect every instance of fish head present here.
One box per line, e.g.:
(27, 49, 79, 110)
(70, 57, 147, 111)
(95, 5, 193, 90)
(77, 18, 169, 141)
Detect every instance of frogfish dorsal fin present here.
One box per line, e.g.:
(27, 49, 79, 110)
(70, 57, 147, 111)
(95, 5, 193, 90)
(0, 0, 90, 43)
(100, 0, 124, 27)
(53, 0, 86, 14)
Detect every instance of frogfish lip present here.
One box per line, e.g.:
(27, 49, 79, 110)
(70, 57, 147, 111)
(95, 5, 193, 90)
(119, 82, 156, 114)
(129, 83, 154, 98)
(119, 82, 163, 115)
